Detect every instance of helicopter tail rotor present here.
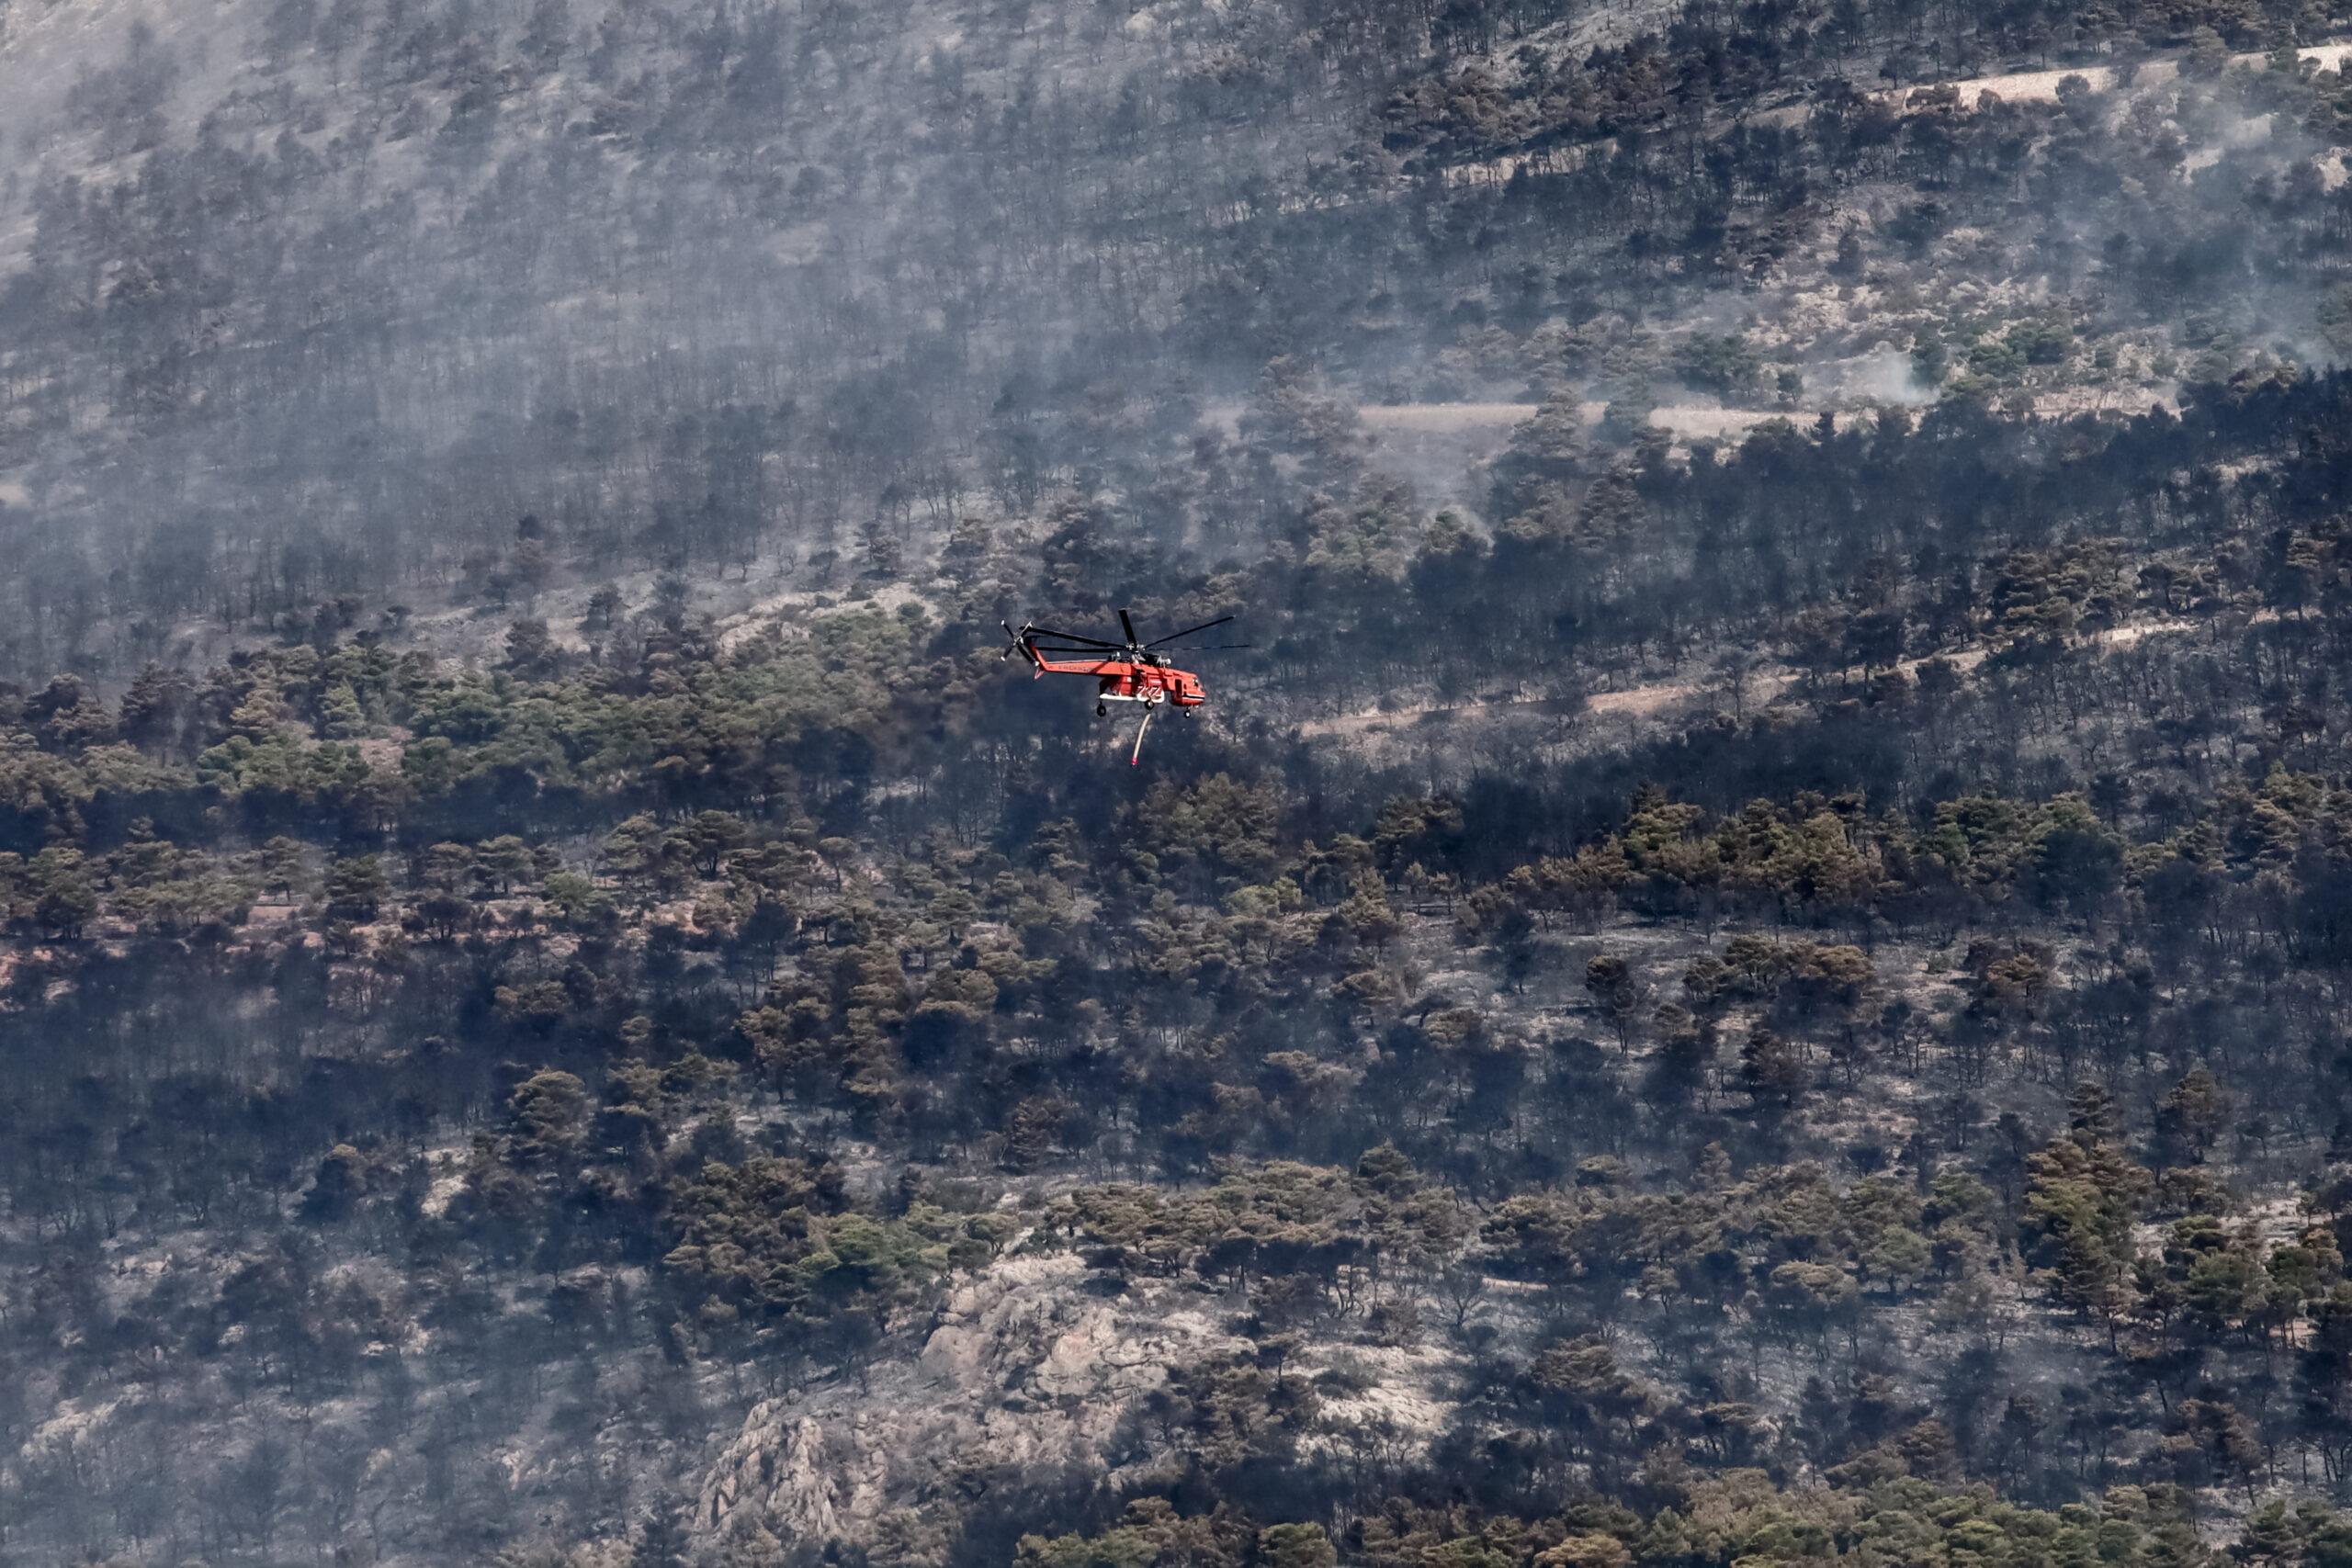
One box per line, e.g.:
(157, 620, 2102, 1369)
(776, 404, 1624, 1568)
(1001, 622, 1045, 674)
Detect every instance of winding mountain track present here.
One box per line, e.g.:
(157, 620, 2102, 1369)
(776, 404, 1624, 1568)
(1299, 615, 2216, 740)
(1432, 41, 2352, 190)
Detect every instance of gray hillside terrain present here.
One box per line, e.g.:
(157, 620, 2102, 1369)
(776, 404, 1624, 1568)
(8, 0, 2352, 1565)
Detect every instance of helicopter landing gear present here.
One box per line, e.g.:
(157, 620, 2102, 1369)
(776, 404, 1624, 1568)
(1096, 703, 1108, 717)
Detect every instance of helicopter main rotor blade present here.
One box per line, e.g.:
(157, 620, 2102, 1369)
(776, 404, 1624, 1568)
(1152, 643, 1251, 652)
(1025, 623, 1124, 649)
(1118, 608, 1139, 647)
(1145, 615, 1234, 649)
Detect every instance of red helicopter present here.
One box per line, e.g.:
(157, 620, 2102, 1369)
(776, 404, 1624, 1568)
(1002, 609, 1246, 764)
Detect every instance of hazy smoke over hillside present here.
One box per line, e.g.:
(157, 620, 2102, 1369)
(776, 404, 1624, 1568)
(0, 0, 2340, 679)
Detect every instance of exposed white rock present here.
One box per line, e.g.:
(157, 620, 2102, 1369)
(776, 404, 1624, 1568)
(697, 1253, 1239, 1550)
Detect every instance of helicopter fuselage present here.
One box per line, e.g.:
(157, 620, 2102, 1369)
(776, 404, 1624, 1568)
(1064, 658, 1205, 708)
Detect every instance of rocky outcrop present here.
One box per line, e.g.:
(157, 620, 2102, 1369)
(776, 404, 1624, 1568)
(697, 1253, 1239, 1551)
